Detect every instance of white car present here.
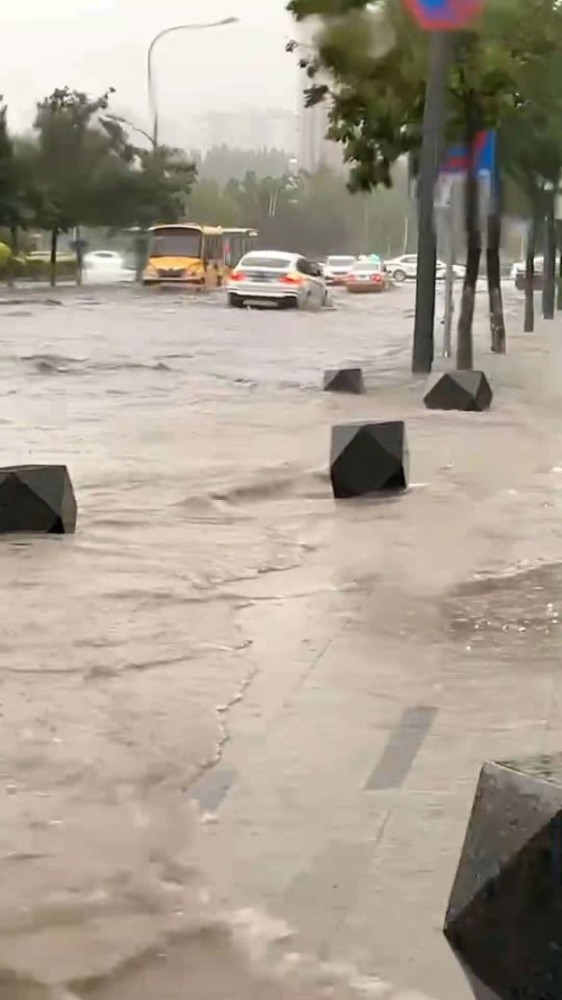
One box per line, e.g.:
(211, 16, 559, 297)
(324, 255, 357, 284)
(511, 257, 544, 290)
(384, 254, 464, 282)
(82, 250, 132, 282)
(227, 250, 327, 309)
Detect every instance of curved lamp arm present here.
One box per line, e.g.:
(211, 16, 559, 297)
(147, 17, 239, 147)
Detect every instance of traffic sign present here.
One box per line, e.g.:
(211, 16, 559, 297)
(404, 0, 484, 30)
(442, 130, 496, 178)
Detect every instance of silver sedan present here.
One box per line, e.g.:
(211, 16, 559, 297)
(226, 251, 327, 309)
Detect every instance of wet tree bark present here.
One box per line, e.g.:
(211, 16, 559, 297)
(7, 225, 17, 288)
(49, 227, 58, 288)
(524, 214, 537, 333)
(487, 207, 506, 353)
(542, 193, 556, 320)
(557, 226, 562, 310)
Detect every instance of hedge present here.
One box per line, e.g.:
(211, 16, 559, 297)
(0, 255, 78, 282)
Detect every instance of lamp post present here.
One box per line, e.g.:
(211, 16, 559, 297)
(147, 17, 239, 148)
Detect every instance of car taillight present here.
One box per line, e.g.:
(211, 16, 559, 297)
(230, 271, 247, 282)
(281, 273, 303, 285)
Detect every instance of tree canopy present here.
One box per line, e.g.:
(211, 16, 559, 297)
(287, 0, 562, 197)
(0, 87, 197, 245)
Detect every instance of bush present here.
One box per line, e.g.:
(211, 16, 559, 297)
(0, 254, 77, 282)
(0, 242, 11, 267)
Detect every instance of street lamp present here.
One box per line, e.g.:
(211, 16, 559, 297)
(147, 17, 239, 148)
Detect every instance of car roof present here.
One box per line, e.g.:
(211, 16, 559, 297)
(242, 250, 296, 260)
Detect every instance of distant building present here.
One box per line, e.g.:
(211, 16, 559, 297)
(296, 21, 343, 173)
(177, 108, 298, 154)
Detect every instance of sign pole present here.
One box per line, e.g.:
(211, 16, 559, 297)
(411, 30, 453, 373)
(443, 190, 455, 358)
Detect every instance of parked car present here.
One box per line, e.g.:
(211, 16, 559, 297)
(324, 255, 357, 285)
(384, 254, 464, 282)
(226, 250, 327, 309)
(384, 254, 418, 282)
(344, 260, 388, 293)
(511, 257, 544, 291)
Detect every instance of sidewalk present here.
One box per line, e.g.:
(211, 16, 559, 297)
(195, 302, 562, 999)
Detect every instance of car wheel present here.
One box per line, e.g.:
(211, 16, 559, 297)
(228, 293, 243, 308)
(393, 269, 407, 283)
(279, 297, 298, 310)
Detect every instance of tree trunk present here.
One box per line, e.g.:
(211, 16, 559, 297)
(487, 209, 506, 353)
(542, 195, 556, 320)
(524, 215, 537, 333)
(557, 229, 562, 311)
(75, 226, 84, 287)
(7, 225, 18, 289)
(456, 124, 481, 371)
(49, 228, 58, 288)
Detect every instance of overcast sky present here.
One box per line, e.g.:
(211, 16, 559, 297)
(2, 0, 296, 134)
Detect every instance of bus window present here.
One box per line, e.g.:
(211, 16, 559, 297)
(204, 233, 224, 265)
(149, 227, 202, 258)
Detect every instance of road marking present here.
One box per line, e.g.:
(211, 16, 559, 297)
(365, 706, 437, 791)
(189, 768, 236, 812)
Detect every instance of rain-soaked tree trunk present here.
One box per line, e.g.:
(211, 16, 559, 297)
(6, 225, 17, 288)
(49, 227, 58, 288)
(456, 104, 481, 371)
(524, 214, 537, 333)
(487, 195, 506, 353)
(557, 222, 562, 310)
(542, 192, 556, 320)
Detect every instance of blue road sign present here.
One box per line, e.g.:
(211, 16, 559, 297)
(404, 0, 484, 30)
(442, 130, 496, 178)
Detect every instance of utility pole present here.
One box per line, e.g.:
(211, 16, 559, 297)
(411, 31, 452, 373)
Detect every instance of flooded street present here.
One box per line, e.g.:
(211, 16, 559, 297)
(1, 282, 562, 999)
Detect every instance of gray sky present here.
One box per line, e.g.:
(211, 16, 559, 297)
(3, 0, 296, 135)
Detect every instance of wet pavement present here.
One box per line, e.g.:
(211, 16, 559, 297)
(0, 281, 561, 998)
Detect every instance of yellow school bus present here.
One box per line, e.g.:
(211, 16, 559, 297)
(222, 228, 259, 274)
(142, 223, 226, 288)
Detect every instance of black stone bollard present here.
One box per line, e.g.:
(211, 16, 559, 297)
(330, 421, 408, 498)
(323, 368, 365, 395)
(424, 370, 493, 412)
(0, 465, 77, 534)
(444, 755, 562, 1000)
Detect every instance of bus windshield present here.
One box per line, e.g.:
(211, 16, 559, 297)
(149, 228, 202, 258)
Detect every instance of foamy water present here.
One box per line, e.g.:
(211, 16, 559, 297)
(0, 282, 552, 1000)
(0, 287, 422, 999)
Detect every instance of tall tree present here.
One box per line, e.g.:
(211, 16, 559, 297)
(30, 86, 135, 284)
(287, 0, 562, 360)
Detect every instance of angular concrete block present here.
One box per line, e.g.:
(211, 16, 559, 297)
(323, 367, 365, 394)
(330, 421, 408, 498)
(0, 465, 77, 534)
(424, 371, 492, 412)
(444, 755, 562, 999)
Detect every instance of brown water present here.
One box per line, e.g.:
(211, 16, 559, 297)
(0, 283, 560, 999)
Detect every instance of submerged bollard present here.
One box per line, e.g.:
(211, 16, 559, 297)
(330, 421, 408, 498)
(423, 370, 493, 412)
(323, 368, 365, 395)
(444, 755, 562, 999)
(0, 464, 77, 534)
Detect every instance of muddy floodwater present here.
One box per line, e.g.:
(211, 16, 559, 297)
(1, 283, 562, 1000)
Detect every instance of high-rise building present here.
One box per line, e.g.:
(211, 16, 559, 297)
(296, 21, 343, 173)
(168, 108, 298, 154)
